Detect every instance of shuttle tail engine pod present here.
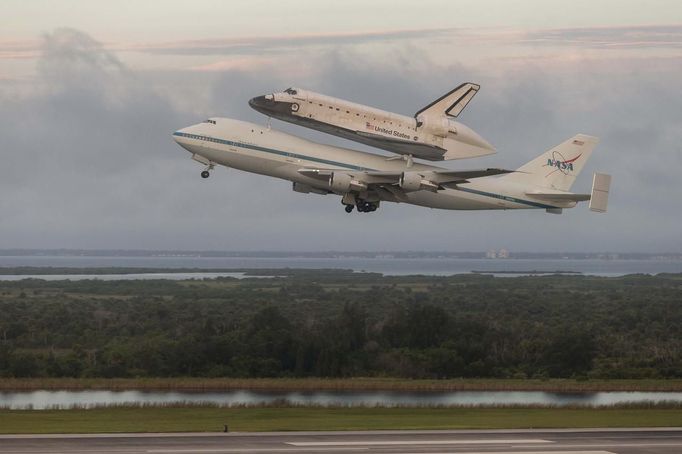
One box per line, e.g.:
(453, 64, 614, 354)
(415, 114, 450, 137)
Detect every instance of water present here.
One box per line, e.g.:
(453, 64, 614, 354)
(0, 272, 259, 281)
(0, 256, 680, 280)
(1, 390, 680, 410)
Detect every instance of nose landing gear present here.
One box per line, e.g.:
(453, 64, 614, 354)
(344, 204, 354, 213)
(200, 163, 215, 179)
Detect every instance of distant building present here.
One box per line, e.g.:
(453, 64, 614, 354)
(498, 248, 510, 258)
(486, 249, 497, 259)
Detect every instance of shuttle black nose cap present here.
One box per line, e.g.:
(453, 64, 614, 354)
(249, 95, 271, 108)
(248, 95, 274, 115)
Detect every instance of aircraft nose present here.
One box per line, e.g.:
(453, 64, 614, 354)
(248, 95, 275, 114)
(172, 127, 187, 144)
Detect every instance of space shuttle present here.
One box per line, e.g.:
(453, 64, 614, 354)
(249, 83, 496, 162)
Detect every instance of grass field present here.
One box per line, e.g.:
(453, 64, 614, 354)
(2, 377, 681, 392)
(1, 406, 681, 434)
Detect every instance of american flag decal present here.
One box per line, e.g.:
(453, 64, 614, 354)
(366, 122, 373, 130)
(573, 139, 584, 146)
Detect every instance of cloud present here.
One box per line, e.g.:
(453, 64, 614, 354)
(128, 28, 459, 56)
(0, 28, 681, 252)
(523, 24, 682, 49)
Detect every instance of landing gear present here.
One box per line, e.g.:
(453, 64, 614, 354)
(200, 162, 215, 179)
(356, 200, 378, 212)
(341, 194, 379, 213)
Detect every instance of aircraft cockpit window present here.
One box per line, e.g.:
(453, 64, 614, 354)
(284, 88, 298, 95)
(203, 119, 217, 125)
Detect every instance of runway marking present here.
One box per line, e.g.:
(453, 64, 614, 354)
(288, 438, 551, 446)
(383, 452, 615, 454)
(147, 449, 366, 453)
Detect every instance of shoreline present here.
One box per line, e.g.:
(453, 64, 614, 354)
(2, 378, 682, 392)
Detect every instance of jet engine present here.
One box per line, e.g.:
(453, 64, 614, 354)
(415, 114, 450, 137)
(329, 172, 367, 192)
(399, 172, 440, 193)
(293, 182, 328, 195)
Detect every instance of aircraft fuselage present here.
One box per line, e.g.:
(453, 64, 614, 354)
(173, 118, 572, 212)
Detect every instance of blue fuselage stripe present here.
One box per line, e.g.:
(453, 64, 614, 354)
(457, 187, 557, 209)
(174, 131, 557, 209)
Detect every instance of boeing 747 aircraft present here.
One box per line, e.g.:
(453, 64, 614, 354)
(172, 118, 611, 214)
(249, 83, 495, 162)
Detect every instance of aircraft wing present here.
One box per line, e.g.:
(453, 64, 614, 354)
(298, 167, 512, 187)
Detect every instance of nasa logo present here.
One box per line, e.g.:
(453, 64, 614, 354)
(544, 151, 582, 176)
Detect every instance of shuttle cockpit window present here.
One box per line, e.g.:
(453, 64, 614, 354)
(203, 119, 216, 125)
(284, 88, 298, 95)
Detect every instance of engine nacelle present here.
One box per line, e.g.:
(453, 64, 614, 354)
(399, 172, 439, 193)
(292, 182, 328, 195)
(329, 172, 367, 193)
(415, 114, 450, 138)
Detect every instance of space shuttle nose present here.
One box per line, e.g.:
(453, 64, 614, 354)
(249, 95, 277, 115)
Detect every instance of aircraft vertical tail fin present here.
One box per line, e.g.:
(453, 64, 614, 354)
(503, 134, 599, 191)
(414, 83, 480, 119)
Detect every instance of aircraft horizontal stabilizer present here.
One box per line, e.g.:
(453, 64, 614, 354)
(589, 172, 612, 212)
(525, 191, 591, 202)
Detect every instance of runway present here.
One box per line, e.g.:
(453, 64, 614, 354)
(1, 428, 681, 454)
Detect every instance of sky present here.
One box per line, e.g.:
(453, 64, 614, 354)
(1, 0, 681, 252)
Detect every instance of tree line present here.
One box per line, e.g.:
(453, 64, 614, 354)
(0, 272, 680, 379)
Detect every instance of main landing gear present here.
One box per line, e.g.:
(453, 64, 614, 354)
(343, 201, 379, 214)
(357, 200, 379, 213)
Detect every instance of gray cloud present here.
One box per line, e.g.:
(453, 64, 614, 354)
(524, 24, 682, 48)
(125, 28, 460, 57)
(1, 29, 681, 252)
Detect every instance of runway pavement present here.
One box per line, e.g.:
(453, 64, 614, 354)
(0, 428, 681, 453)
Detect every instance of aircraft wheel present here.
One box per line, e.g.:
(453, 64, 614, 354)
(201, 170, 210, 179)
(344, 204, 354, 213)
